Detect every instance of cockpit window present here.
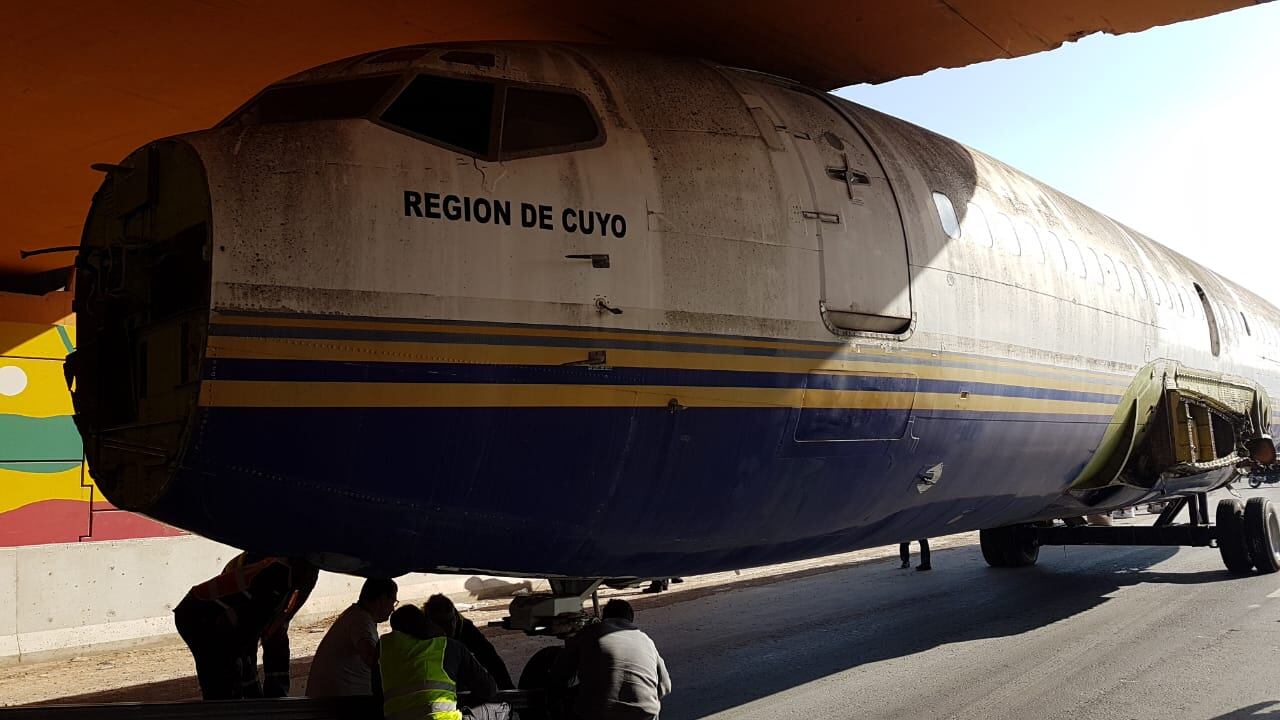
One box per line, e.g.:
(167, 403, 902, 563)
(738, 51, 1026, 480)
(499, 87, 600, 158)
(440, 50, 498, 68)
(379, 73, 604, 160)
(380, 74, 497, 155)
(225, 75, 400, 127)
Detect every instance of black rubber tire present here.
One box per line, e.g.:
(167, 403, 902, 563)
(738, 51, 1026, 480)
(980, 526, 1011, 567)
(1244, 496, 1280, 574)
(980, 525, 1039, 568)
(1216, 497, 1253, 574)
(518, 645, 565, 720)
(1250, 476, 1264, 489)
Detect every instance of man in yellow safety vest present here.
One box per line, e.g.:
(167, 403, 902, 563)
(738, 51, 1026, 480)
(377, 604, 506, 720)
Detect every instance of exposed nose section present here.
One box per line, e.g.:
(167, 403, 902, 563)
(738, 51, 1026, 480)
(70, 139, 212, 512)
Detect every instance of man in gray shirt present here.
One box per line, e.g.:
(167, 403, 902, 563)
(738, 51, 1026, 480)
(305, 578, 398, 697)
(550, 599, 672, 720)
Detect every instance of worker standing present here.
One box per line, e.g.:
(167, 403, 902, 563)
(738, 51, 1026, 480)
(377, 605, 507, 720)
(423, 594, 515, 690)
(550, 599, 671, 720)
(173, 553, 317, 700)
(899, 539, 931, 571)
(306, 578, 399, 697)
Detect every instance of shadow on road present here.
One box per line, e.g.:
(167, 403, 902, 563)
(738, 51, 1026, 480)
(1210, 702, 1280, 718)
(662, 544, 1244, 719)
(32, 544, 1250, 717)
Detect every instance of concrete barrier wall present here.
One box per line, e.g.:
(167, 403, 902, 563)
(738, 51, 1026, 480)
(0, 535, 534, 666)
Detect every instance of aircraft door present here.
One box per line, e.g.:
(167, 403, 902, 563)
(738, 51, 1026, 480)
(752, 82, 912, 334)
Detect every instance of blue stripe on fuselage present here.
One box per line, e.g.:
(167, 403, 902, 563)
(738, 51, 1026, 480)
(206, 358, 1125, 405)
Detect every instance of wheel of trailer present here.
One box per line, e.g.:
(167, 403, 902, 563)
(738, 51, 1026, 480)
(519, 645, 565, 720)
(1244, 496, 1280, 574)
(1216, 497, 1253, 575)
(980, 525, 1039, 568)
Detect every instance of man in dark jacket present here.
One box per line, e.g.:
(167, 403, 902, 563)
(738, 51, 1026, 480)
(173, 553, 317, 699)
(550, 599, 671, 720)
(424, 594, 516, 689)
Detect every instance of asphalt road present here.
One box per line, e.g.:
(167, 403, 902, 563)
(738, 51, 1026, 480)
(633, 539, 1280, 720)
(13, 496, 1280, 720)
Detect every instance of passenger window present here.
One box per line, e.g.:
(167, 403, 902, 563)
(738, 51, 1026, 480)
(991, 213, 1020, 255)
(932, 193, 961, 240)
(1194, 283, 1220, 357)
(1101, 255, 1120, 291)
(1084, 248, 1103, 284)
(1115, 260, 1133, 295)
(1172, 281, 1187, 312)
(382, 74, 497, 155)
(228, 75, 401, 126)
(1146, 273, 1162, 306)
(1045, 231, 1066, 269)
(1128, 265, 1147, 300)
(1064, 238, 1086, 278)
(500, 87, 601, 157)
(963, 203, 994, 248)
(1015, 220, 1044, 263)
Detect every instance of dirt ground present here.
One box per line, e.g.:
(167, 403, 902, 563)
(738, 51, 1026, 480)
(0, 533, 979, 707)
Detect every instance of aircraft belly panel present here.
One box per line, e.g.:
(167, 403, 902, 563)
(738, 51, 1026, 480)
(156, 400, 1110, 578)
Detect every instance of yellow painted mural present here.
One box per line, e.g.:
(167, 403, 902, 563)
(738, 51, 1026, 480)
(0, 319, 180, 545)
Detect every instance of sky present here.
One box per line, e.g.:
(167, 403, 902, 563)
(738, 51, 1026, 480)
(838, 2, 1280, 307)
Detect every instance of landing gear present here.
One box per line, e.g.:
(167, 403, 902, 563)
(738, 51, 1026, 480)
(503, 578, 602, 636)
(1243, 496, 1280, 574)
(1216, 498, 1252, 575)
(980, 495, 1280, 575)
(979, 524, 1040, 567)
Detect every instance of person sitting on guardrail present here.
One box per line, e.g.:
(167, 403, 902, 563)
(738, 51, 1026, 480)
(306, 578, 399, 698)
(423, 594, 516, 690)
(377, 604, 510, 720)
(549, 599, 671, 720)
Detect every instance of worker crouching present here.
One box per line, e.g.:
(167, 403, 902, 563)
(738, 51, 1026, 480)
(173, 553, 318, 700)
(377, 604, 513, 720)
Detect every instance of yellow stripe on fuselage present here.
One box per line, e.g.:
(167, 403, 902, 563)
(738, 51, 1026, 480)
(206, 335, 1125, 398)
(198, 380, 1116, 416)
(209, 313, 1131, 385)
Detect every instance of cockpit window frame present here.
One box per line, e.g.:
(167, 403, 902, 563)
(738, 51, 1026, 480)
(373, 71, 607, 162)
(217, 70, 608, 163)
(217, 72, 405, 129)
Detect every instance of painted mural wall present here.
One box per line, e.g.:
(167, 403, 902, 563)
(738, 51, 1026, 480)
(0, 319, 180, 546)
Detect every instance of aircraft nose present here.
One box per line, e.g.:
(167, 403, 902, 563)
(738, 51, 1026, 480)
(72, 139, 213, 512)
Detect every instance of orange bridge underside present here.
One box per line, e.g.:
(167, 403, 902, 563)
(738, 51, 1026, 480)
(0, 0, 1257, 276)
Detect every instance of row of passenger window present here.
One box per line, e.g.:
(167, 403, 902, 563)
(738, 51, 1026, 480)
(931, 192, 1280, 348)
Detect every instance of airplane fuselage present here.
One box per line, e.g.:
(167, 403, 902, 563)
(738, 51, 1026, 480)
(71, 43, 1280, 578)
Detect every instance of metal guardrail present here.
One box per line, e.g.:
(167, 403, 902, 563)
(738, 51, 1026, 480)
(0, 691, 543, 720)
